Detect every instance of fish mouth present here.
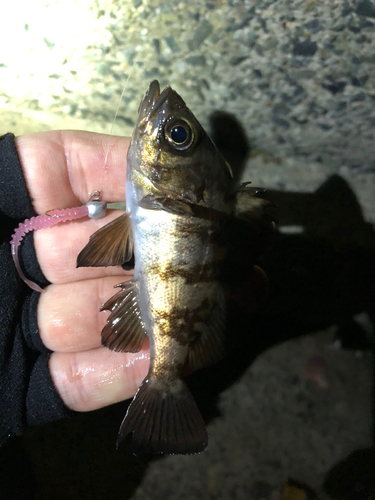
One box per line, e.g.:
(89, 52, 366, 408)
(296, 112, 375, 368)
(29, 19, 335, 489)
(139, 80, 172, 122)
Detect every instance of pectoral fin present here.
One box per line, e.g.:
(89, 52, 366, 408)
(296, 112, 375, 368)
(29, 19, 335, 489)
(77, 213, 133, 268)
(232, 186, 275, 255)
(100, 280, 147, 353)
(235, 186, 274, 225)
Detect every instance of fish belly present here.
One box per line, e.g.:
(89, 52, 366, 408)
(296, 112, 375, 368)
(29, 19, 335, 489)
(135, 206, 221, 364)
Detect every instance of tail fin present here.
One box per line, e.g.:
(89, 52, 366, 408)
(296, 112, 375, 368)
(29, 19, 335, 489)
(117, 377, 208, 455)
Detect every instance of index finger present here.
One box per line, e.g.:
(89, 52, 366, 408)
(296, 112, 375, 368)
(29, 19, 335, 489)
(15, 131, 131, 284)
(16, 130, 130, 213)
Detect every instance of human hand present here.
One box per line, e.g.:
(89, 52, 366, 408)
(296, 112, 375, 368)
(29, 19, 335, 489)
(15, 130, 269, 417)
(16, 130, 149, 413)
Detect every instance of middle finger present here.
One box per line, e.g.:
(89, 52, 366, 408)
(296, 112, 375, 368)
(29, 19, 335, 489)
(34, 210, 130, 284)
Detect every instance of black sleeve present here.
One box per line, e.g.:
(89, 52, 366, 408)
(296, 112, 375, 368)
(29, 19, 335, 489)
(0, 133, 74, 446)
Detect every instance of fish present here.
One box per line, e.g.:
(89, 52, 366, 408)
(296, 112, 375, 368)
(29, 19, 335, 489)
(77, 80, 273, 455)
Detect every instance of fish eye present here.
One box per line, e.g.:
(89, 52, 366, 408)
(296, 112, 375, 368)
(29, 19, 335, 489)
(165, 119, 194, 150)
(171, 126, 187, 144)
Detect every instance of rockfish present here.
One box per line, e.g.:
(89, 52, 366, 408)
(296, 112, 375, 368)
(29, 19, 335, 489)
(77, 80, 272, 455)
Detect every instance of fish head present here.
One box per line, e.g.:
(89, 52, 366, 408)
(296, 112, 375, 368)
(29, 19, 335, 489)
(127, 80, 234, 208)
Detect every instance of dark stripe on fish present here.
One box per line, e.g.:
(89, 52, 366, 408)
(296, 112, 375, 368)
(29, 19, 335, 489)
(152, 301, 214, 344)
(146, 261, 222, 285)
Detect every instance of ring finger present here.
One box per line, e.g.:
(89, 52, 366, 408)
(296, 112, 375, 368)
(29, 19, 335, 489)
(38, 275, 130, 352)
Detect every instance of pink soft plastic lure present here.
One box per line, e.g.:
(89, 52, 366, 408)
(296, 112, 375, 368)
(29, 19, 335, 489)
(10, 192, 111, 293)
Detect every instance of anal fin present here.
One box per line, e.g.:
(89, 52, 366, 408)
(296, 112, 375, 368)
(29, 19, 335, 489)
(77, 213, 133, 268)
(100, 280, 146, 353)
(117, 377, 208, 455)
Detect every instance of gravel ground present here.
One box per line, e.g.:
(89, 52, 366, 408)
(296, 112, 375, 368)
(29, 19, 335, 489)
(128, 331, 372, 500)
(0, 0, 374, 498)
